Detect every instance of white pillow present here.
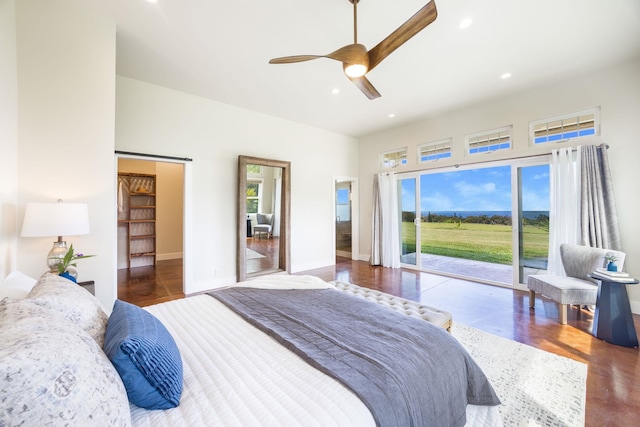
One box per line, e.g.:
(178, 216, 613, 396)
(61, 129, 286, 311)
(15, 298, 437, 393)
(0, 271, 37, 299)
(0, 299, 131, 426)
(27, 272, 108, 346)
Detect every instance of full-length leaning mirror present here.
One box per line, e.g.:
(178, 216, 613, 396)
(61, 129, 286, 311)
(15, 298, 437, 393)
(237, 155, 291, 281)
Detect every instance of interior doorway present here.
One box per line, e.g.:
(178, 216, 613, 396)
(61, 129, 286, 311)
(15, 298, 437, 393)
(116, 156, 186, 305)
(334, 176, 359, 261)
(335, 181, 352, 258)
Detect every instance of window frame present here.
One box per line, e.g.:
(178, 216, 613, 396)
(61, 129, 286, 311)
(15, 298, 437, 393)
(380, 147, 408, 169)
(395, 155, 550, 290)
(465, 125, 513, 156)
(246, 179, 262, 214)
(529, 107, 600, 146)
(418, 138, 453, 163)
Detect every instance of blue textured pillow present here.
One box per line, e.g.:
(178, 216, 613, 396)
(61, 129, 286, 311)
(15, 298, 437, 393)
(103, 299, 183, 409)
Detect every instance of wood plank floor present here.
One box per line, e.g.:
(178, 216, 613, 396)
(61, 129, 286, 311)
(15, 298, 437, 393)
(246, 236, 280, 275)
(118, 257, 640, 427)
(117, 259, 185, 307)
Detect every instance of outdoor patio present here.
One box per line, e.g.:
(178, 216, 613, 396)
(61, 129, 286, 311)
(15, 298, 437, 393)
(400, 253, 547, 286)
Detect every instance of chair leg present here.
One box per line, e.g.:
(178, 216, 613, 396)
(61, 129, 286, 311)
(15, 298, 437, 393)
(560, 304, 568, 324)
(529, 290, 535, 308)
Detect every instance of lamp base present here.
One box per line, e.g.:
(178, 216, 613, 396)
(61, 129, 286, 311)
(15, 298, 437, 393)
(47, 240, 68, 272)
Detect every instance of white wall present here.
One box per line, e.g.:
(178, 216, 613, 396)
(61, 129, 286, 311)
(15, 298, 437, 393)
(358, 58, 640, 312)
(115, 76, 360, 294)
(0, 0, 18, 279)
(14, 0, 117, 308)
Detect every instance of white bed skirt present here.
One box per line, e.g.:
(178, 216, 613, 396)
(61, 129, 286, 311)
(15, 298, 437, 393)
(131, 293, 502, 426)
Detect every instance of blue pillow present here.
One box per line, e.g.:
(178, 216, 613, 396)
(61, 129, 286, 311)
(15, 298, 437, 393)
(103, 299, 183, 409)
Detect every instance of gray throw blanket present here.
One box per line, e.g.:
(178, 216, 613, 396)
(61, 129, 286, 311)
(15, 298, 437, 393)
(210, 288, 499, 427)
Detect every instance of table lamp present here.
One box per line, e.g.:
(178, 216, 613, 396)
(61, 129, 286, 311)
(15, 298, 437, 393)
(21, 200, 90, 271)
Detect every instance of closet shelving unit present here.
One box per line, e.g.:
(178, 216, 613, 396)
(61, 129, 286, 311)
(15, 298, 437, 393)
(118, 173, 156, 268)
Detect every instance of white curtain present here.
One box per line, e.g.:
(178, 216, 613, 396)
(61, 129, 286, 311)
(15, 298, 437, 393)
(370, 174, 382, 265)
(370, 173, 400, 268)
(548, 147, 581, 275)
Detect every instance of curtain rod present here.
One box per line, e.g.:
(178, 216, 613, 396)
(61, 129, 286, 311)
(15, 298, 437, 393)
(115, 150, 193, 162)
(390, 143, 608, 175)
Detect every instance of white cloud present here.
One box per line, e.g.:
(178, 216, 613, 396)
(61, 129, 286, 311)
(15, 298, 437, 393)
(454, 181, 497, 198)
(533, 172, 549, 180)
(522, 190, 550, 211)
(421, 193, 454, 211)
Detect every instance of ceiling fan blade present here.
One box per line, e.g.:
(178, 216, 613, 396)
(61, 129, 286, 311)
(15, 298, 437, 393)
(348, 75, 381, 100)
(269, 55, 324, 64)
(270, 44, 367, 64)
(326, 43, 369, 66)
(366, 1, 438, 72)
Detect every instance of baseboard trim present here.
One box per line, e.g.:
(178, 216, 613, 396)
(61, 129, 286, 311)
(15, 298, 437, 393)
(157, 252, 183, 261)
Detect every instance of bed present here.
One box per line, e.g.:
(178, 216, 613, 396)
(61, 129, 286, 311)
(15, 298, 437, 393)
(0, 273, 502, 426)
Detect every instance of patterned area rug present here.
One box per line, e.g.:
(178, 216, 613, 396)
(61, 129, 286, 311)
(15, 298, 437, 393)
(451, 322, 587, 426)
(246, 248, 266, 260)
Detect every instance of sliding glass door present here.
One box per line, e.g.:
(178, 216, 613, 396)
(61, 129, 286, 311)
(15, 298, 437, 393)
(399, 176, 419, 267)
(516, 162, 550, 284)
(398, 159, 549, 287)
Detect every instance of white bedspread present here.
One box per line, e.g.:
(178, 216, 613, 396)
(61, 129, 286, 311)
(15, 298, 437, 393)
(131, 281, 502, 426)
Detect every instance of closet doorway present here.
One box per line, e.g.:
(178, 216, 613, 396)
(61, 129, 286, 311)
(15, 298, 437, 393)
(116, 157, 186, 306)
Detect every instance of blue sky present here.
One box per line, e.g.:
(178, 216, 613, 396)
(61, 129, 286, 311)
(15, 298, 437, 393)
(401, 164, 550, 212)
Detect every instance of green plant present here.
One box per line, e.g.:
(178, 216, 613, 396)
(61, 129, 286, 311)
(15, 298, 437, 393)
(604, 252, 617, 263)
(57, 244, 95, 274)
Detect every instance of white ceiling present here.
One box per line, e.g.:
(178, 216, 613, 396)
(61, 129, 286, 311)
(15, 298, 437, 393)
(61, 0, 640, 138)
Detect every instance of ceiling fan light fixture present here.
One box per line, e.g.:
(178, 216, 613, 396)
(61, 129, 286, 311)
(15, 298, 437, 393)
(344, 63, 368, 78)
(269, 1, 438, 99)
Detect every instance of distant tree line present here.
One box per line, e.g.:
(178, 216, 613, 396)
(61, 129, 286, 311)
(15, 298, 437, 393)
(426, 212, 512, 225)
(523, 214, 549, 231)
(401, 211, 549, 230)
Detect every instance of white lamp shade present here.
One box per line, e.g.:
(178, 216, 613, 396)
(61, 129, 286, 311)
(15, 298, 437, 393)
(21, 202, 90, 237)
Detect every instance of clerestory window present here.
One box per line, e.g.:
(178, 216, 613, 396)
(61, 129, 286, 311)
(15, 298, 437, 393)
(418, 138, 453, 162)
(466, 126, 512, 155)
(529, 108, 599, 145)
(381, 148, 408, 168)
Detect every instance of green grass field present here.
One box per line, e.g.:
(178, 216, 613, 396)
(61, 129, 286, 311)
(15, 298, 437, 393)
(401, 221, 549, 265)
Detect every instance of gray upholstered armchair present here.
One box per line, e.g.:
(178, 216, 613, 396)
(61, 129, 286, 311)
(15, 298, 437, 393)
(253, 213, 274, 239)
(527, 243, 626, 324)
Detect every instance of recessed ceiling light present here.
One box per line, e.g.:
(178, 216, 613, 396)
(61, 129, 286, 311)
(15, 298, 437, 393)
(332, 88, 340, 95)
(459, 18, 473, 29)
(388, 113, 396, 118)
(147, 0, 158, 3)
(501, 72, 512, 79)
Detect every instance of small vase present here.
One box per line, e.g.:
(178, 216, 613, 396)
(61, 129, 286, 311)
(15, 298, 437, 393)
(607, 262, 618, 272)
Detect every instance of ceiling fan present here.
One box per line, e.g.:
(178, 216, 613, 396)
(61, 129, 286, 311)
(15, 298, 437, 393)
(269, 0, 438, 100)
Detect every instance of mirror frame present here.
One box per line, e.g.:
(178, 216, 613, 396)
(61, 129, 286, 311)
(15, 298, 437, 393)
(237, 155, 291, 282)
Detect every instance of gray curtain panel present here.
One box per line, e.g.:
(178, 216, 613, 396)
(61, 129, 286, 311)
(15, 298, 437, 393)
(580, 144, 622, 250)
(370, 174, 383, 266)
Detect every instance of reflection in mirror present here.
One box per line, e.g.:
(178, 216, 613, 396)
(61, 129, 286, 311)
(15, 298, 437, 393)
(246, 165, 280, 274)
(237, 156, 290, 281)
